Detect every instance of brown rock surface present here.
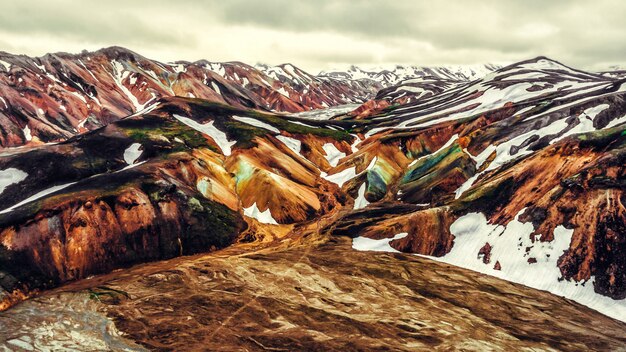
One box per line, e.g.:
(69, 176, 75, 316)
(347, 99, 391, 119)
(3, 235, 624, 351)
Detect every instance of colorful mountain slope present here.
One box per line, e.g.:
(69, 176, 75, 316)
(0, 47, 379, 148)
(0, 56, 625, 331)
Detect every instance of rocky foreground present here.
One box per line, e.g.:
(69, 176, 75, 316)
(2, 233, 626, 351)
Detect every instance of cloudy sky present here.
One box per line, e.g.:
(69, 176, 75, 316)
(1, 0, 624, 73)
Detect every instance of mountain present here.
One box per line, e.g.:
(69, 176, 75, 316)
(255, 62, 383, 109)
(325, 64, 502, 117)
(336, 57, 626, 309)
(0, 47, 502, 149)
(1, 55, 626, 349)
(0, 47, 380, 148)
(319, 63, 501, 86)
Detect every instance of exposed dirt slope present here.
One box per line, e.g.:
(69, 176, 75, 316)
(2, 235, 624, 351)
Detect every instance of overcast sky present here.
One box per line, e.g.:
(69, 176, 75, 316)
(1, 0, 624, 73)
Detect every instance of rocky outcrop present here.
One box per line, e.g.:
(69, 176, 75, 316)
(389, 207, 456, 256)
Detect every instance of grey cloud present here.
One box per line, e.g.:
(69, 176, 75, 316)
(207, 0, 416, 38)
(206, 0, 626, 68)
(0, 1, 191, 48)
(0, 0, 624, 71)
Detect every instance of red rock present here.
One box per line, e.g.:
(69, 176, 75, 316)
(478, 243, 492, 264)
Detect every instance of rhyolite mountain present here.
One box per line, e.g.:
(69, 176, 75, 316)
(1, 51, 626, 350)
(0, 47, 499, 148)
(320, 63, 500, 86)
(0, 47, 377, 148)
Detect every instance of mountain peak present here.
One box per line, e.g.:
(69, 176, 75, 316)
(500, 56, 572, 72)
(92, 46, 144, 61)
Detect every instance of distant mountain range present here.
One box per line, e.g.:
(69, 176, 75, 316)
(319, 63, 501, 86)
(0, 47, 502, 148)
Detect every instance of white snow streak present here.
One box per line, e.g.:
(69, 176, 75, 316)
(211, 82, 221, 96)
(0, 182, 76, 214)
(232, 115, 279, 133)
(352, 232, 408, 253)
(353, 183, 369, 209)
(0, 168, 28, 195)
(173, 114, 236, 156)
(243, 202, 278, 224)
(276, 135, 302, 154)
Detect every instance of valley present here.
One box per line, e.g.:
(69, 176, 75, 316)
(0, 48, 625, 351)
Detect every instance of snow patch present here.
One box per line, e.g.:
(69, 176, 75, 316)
(353, 183, 369, 209)
(439, 211, 626, 323)
(128, 102, 160, 117)
(110, 60, 151, 111)
(455, 110, 590, 199)
(172, 63, 186, 73)
(0, 168, 28, 195)
(211, 82, 221, 95)
(23, 126, 32, 141)
(0, 182, 76, 214)
(0, 59, 11, 71)
(276, 135, 302, 154)
(322, 143, 346, 167)
(276, 87, 289, 97)
(243, 202, 278, 224)
(34, 62, 46, 72)
(393, 85, 427, 95)
(321, 167, 356, 187)
(71, 91, 87, 104)
(322, 156, 376, 188)
(232, 115, 279, 133)
(173, 114, 236, 156)
(77, 117, 88, 130)
(123, 143, 143, 165)
(554, 104, 610, 142)
(351, 210, 626, 322)
(205, 63, 226, 77)
(352, 232, 408, 253)
(350, 134, 362, 153)
(606, 113, 626, 129)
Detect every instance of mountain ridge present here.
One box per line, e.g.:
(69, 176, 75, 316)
(0, 46, 381, 147)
